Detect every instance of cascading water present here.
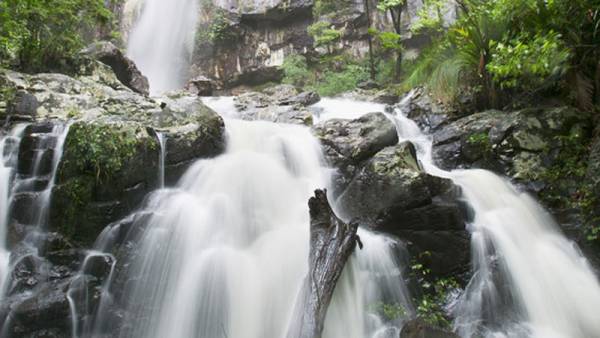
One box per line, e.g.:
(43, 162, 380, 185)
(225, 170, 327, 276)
(389, 92, 600, 338)
(0, 125, 28, 298)
(68, 98, 411, 338)
(126, 0, 199, 94)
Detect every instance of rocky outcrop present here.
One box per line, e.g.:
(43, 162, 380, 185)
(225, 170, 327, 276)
(1, 67, 226, 245)
(313, 112, 468, 278)
(234, 85, 319, 125)
(81, 41, 149, 95)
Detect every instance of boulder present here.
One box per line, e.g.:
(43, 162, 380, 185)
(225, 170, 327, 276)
(395, 88, 458, 133)
(185, 76, 214, 96)
(337, 142, 434, 220)
(335, 141, 469, 278)
(81, 41, 149, 95)
(312, 112, 398, 192)
(3, 280, 71, 337)
(233, 85, 318, 125)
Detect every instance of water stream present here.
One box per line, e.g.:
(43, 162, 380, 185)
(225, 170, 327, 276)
(389, 93, 600, 338)
(0, 125, 28, 298)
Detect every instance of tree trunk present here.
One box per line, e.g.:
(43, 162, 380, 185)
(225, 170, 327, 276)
(286, 189, 360, 338)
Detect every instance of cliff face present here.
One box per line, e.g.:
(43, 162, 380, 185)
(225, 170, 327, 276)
(119, 0, 456, 89)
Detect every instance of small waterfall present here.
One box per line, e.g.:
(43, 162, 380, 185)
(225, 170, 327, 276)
(389, 93, 600, 338)
(75, 98, 414, 338)
(0, 125, 28, 298)
(156, 132, 166, 188)
(126, 0, 199, 94)
(68, 224, 120, 338)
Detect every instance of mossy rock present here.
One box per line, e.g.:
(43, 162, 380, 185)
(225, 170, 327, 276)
(49, 121, 160, 245)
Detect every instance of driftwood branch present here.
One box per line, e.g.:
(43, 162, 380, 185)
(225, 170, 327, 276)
(287, 189, 360, 338)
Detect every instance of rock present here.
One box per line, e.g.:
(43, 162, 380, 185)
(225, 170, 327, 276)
(337, 142, 433, 220)
(233, 86, 316, 125)
(81, 41, 149, 95)
(357, 80, 380, 90)
(395, 88, 458, 133)
(400, 319, 460, 338)
(7, 90, 39, 121)
(185, 76, 214, 96)
(312, 112, 398, 173)
(430, 106, 591, 182)
(334, 141, 469, 278)
(4, 280, 71, 337)
(83, 254, 114, 280)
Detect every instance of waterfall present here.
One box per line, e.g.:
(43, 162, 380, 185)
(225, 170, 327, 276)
(156, 132, 166, 188)
(126, 0, 199, 94)
(0, 125, 28, 298)
(72, 98, 411, 338)
(389, 92, 600, 338)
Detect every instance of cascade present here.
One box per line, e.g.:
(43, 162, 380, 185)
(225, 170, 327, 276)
(156, 132, 166, 188)
(126, 0, 199, 94)
(389, 92, 600, 338)
(66, 98, 413, 338)
(0, 125, 28, 298)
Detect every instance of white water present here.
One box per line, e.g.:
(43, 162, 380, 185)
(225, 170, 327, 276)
(388, 93, 600, 338)
(104, 99, 412, 338)
(0, 125, 27, 298)
(156, 132, 166, 188)
(126, 0, 199, 94)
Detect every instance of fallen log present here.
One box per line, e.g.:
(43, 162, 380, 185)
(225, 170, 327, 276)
(287, 189, 360, 338)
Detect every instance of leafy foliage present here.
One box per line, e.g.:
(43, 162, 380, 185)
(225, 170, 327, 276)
(282, 54, 314, 88)
(308, 21, 343, 51)
(196, 10, 236, 44)
(281, 53, 369, 96)
(0, 0, 113, 71)
(61, 122, 141, 182)
(410, 252, 459, 328)
(487, 32, 570, 89)
(407, 0, 600, 108)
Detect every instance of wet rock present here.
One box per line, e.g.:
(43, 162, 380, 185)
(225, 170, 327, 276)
(337, 142, 434, 220)
(430, 107, 592, 183)
(4, 279, 71, 337)
(334, 142, 469, 278)
(400, 319, 460, 338)
(83, 254, 114, 280)
(395, 88, 458, 133)
(185, 75, 214, 96)
(312, 112, 398, 176)
(81, 41, 149, 95)
(233, 85, 316, 125)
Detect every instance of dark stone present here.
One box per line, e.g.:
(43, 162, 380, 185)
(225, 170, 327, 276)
(83, 254, 114, 280)
(337, 142, 434, 221)
(312, 112, 398, 171)
(400, 319, 460, 338)
(186, 76, 214, 96)
(81, 41, 149, 95)
(5, 280, 71, 337)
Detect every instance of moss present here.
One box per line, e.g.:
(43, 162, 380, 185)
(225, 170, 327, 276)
(51, 176, 94, 241)
(59, 121, 146, 183)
